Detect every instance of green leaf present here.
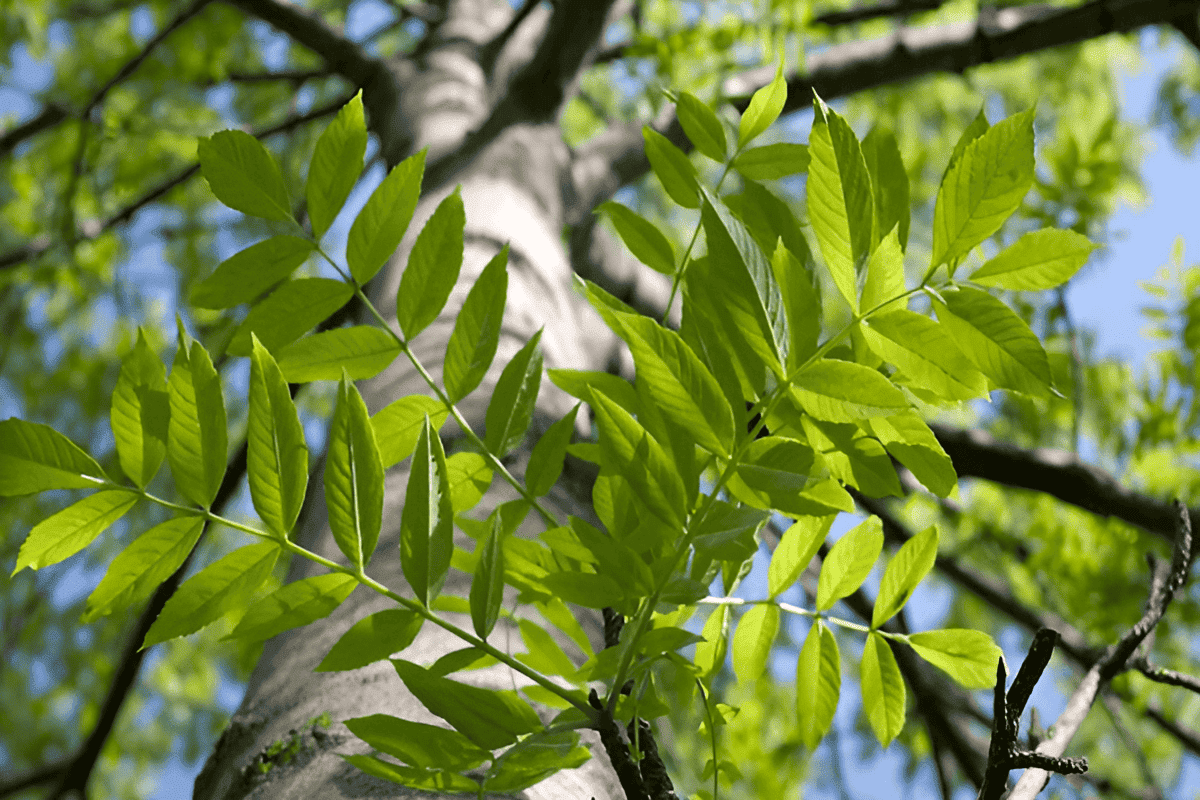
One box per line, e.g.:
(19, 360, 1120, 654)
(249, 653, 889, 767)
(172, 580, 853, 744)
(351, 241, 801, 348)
(167, 338, 227, 508)
(643, 126, 700, 208)
(227, 278, 354, 356)
(807, 96, 874, 310)
(397, 188, 465, 339)
(791, 360, 909, 422)
(446, 452, 492, 512)
(307, 92, 367, 240)
(861, 309, 989, 402)
(799, 417, 901, 498)
(486, 730, 590, 792)
(931, 108, 1035, 269)
(934, 285, 1053, 396)
(400, 416, 454, 605)
(0, 419, 109, 497)
(724, 180, 814, 271)
(325, 376, 384, 571)
(191, 235, 314, 310)
(732, 603, 779, 684)
(945, 108, 990, 180)
(142, 541, 279, 647)
(796, 620, 840, 749)
(861, 632, 906, 747)
(767, 515, 834, 598)
(525, 404, 579, 497)
(540, 571, 625, 609)
(13, 490, 138, 575)
(276, 326, 401, 382)
(517, 618, 577, 676)
(430, 647, 497, 677)
(225, 573, 355, 642)
(863, 413, 957, 497)
(587, 389, 686, 530)
(470, 515, 505, 639)
(676, 91, 727, 161)
(732, 143, 810, 180)
(860, 226, 906, 314)
(372, 395, 447, 468)
(586, 290, 734, 457)
(695, 604, 731, 680)
(873, 525, 938, 628)
(861, 126, 910, 251)
(344, 714, 490, 771)
(392, 660, 542, 749)
(444, 245, 508, 402)
(548, 369, 639, 416)
(82, 516, 204, 622)
(816, 515, 883, 611)
(970, 229, 1098, 290)
(691, 502, 770, 564)
(316, 609, 424, 672)
(727, 436, 821, 514)
(341, 755, 480, 792)
(110, 329, 169, 489)
(247, 336, 309, 537)
(484, 329, 543, 456)
(347, 150, 426, 284)
(771, 241, 820, 368)
(198, 130, 291, 221)
(597, 201, 676, 276)
(738, 61, 787, 147)
(907, 629, 1002, 689)
(698, 188, 788, 377)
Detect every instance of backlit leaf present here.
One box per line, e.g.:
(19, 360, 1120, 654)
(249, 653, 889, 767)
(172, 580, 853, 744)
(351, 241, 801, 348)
(83, 516, 205, 622)
(907, 629, 1002, 689)
(525, 403, 579, 497)
(931, 109, 1035, 269)
(0, 419, 108, 496)
(861, 126, 910, 251)
(873, 525, 938, 628)
(644, 126, 700, 208)
(247, 336, 309, 537)
(796, 620, 840, 749)
(738, 61, 786, 147)
(732, 603, 779, 684)
(110, 329, 169, 489)
(397, 188, 465, 339)
(167, 337, 227, 508)
(768, 515, 835, 598)
(733, 142, 809, 180)
(227, 278, 354, 356)
(372, 395, 447, 468)
(142, 541, 279, 647)
(791, 360, 909, 421)
(341, 755, 480, 792)
(816, 515, 882, 611)
(226, 573, 356, 641)
(597, 201, 675, 276)
(676, 91, 727, 161)
(347, 150, 426, 284)
(484, 330, 543, 456)
(307, 92, 367, 240)
(970, 228, 1097, 290)
(276, 326, 401, 382)
(444, 246, 508, 402)
(934, 285, 1053, 396)
(861, 632, 906, 746)
(344, 714, 490, 771)
(198, 130, 291, 221)
(400, 417, 454, 605)
(14, 490, 138, 574)
(470, 515, 505, 639)
(191, 235, 314, 310)
(325, 376, 384, 570)
(861, 310, 988, 402)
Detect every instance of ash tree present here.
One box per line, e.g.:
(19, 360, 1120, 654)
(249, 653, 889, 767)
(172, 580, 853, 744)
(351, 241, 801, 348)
(2, 2, 1200, 800)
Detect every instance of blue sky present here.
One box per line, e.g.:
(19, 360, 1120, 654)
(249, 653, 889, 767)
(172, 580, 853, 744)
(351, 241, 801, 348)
(2, 12, 1198, 800)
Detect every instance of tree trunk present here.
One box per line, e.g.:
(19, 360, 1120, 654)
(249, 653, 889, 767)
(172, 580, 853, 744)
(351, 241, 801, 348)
(195, 2, 624, 797)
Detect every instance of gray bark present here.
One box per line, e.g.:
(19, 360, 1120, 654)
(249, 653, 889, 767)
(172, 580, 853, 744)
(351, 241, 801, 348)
(195, 1, 623, 797)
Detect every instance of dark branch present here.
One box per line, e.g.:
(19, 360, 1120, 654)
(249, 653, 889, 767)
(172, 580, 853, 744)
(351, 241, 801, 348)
(0, 104, 68, 159)
(0, 95, 348, 272)
(811, 0, 946, 27)
(222, 0, 384, 85)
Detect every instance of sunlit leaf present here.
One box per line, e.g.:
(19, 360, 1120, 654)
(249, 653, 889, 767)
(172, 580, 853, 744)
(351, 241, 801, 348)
(400, 416, 454, 605)
(14, 490, 138, 574)
(198, 130, 291, 221)
(907, 629, 1002, 689)
(347, 150, 426, 284)
(225, 573, 356, 641)
(325, 376, 384, 570)
(276, 326, 401, 382)
(307, 91, 367, 240)
(816, 515, 883, 611)
(397, 187, 465, 339)
(444, 245, 508, 402)
(317, 609, 424, 672)
(796, 620, 840, 749)
(861, 632, 906, 746)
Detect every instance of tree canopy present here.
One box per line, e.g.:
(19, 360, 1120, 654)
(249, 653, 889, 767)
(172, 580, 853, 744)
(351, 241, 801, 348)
(2, 2, 1200, 800)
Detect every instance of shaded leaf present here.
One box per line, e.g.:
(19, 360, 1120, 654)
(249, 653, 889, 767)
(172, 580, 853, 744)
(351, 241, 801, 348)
(317, 609, 424, 672)
(0, 419, 109, 496)
(341, 755, 480, 792)
(400, 417, 454, 605)
(191, 235, 314, 310)
(344, 714, 490, 771)
(676, 91, 727, 161)
(861, 126, 910, 251)
(733, 142, 810, 180)
(525, 404, 579, 497)
(484, 330, 543, 456)
(597, 201, 675, 275)
(470, 515, 505, 639)
(643, 126, 700, 208)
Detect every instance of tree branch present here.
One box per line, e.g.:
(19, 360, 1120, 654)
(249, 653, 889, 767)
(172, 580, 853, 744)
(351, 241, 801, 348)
(1007, 501, 1194, 800)
(0, 95, 348, 273)
(221, 0, 384, 85)
(568, 0, 1200, 222)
